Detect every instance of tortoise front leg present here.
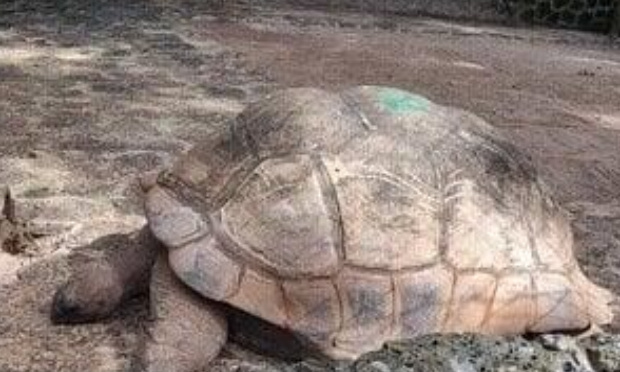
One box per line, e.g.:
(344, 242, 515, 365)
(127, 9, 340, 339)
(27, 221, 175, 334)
(142, 250, 227, 372)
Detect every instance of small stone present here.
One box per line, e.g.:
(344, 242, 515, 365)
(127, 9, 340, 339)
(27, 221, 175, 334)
(367, 361, 391, 372)
(448, 357, 477, 372)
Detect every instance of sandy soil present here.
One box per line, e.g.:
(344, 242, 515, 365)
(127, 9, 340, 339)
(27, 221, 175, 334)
(0, 1, 619, 371)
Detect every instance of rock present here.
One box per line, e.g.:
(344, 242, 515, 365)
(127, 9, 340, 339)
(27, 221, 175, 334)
(222, 333, 620, 372)
(0, 187, 36, 255)
(348, 334, 590, 372)
(364, 361, 391, 372)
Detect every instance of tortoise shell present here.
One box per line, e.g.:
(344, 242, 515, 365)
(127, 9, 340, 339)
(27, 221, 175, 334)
(143, 86, 613, 359)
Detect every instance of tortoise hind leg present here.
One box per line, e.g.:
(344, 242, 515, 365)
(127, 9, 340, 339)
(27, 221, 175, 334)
(142, 250, 227, 372)
(528, 270, 614, 334)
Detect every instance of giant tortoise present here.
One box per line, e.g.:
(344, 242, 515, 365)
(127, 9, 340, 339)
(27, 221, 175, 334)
(51, 86, 614, 372)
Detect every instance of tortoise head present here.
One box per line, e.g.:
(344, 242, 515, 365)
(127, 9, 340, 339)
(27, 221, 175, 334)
(51, 258, 124, 324)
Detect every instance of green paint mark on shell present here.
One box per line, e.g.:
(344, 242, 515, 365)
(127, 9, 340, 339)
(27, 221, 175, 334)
(377, 88, 431, 114)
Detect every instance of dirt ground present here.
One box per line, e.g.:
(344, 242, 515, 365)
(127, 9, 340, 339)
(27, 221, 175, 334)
(0, 1, 619, 371)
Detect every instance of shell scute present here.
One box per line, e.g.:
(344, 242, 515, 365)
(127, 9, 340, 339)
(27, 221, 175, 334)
(283, 279, 341, 343)
(220, 155, 341, 277)
(145, 186, 208, 248)
(394, 266, 453, 338)
(168, 235, 241, 301)
(331, 164, 440, 269)
(334, 269, 393, 354)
